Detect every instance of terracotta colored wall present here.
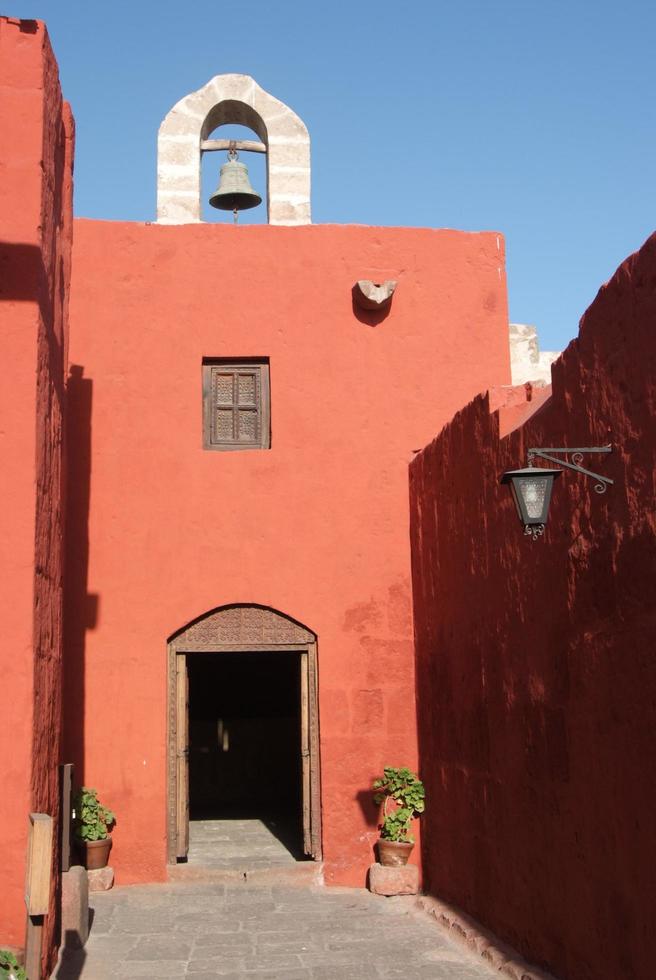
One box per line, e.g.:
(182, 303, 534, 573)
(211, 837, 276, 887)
(410, 234, 656, 979)
(0, 17, 73, 968)
(65, 220, 510, 886)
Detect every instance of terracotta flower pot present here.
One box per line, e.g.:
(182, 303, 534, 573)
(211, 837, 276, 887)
(377, 838, 414, 867)
(80, 835, 113, 870)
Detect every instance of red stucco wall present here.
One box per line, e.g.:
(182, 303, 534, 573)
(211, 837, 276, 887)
(65, 220, 510, 887)
(0, 17, 73, 968)
(410, 234, 656, 979)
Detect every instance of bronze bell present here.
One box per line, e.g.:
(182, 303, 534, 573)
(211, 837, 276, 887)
(209, 144, 262, 221)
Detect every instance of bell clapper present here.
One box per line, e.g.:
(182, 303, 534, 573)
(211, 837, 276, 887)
(229, 143, 239, 223)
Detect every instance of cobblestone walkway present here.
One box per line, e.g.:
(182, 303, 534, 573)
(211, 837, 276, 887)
(53, 881, 498, 979)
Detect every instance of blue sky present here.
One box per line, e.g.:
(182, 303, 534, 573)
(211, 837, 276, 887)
(8, 0, 656, 350)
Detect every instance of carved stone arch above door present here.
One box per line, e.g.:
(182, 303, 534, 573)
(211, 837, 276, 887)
(171, 603, 316, 651)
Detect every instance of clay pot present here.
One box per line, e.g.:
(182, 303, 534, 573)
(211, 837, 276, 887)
(80, 836, 113, 870)
(377, 839, 414, 867)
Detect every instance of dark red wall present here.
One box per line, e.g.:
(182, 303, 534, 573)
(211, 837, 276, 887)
(410, 233, 656, 980)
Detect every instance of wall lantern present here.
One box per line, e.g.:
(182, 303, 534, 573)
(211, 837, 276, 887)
(501, 446, 613, 540)
(500, 465, 561, 539)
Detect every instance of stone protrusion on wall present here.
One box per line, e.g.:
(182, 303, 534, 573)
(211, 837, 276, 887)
(353, 280, 398, 311)
(157, 73, 311, 225)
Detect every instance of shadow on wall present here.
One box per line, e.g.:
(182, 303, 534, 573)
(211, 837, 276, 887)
(63, 365, 98, 785)
(0, 242, 45, 302)
(354, 787, 380, 829)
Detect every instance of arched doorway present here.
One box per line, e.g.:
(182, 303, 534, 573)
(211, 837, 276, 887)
(167, 604, 321, 864)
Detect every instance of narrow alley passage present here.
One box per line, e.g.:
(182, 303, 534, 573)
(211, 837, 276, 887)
(54, 881, 499, 979)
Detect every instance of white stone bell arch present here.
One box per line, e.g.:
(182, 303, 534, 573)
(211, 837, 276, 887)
(157, 73, 311, 225)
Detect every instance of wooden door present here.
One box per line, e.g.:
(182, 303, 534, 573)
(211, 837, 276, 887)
(307, 642, 322, 860)
(175, 654, 189, 859)
(300, 651, 311, 855)
(301, 647, 322, 859)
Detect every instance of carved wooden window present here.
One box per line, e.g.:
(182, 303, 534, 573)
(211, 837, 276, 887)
(203, 359, 270, 450)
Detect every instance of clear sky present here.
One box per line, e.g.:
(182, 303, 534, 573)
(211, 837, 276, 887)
(7, 0, 656, 351)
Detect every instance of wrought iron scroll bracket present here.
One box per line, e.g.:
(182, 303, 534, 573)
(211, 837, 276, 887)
(527, 446, 613, 494)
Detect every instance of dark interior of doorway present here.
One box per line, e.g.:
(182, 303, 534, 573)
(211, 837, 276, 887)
(187, 650, 303, 859)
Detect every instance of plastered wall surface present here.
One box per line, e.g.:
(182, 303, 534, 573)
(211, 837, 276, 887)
(410, 234, 656, 980)
(0, 17, 73, 970)
(3, 12, 654, 976)
(65, 220, 510, 887)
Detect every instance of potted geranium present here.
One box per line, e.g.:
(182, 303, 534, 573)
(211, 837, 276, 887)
(73, 787, 116, 870)
(373, 766, 425, 866)
(0, 950, 26, 980)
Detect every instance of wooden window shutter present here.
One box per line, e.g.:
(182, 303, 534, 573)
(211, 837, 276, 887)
(203, 360, 270, 450)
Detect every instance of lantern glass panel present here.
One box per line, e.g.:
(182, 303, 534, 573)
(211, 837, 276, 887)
(517, 475, 549, 521)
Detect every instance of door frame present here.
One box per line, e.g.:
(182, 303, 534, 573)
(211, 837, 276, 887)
(166, 607, 322, 864)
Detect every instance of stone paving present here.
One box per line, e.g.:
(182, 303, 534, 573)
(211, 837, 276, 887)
(187, 818, 299, 869)
(53, 880, 499, 979)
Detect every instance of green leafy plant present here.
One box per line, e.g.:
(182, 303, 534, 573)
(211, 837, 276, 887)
(73, 787, 116, 842)
(373, 766, 425, 843)
(0, 950, 27, 980)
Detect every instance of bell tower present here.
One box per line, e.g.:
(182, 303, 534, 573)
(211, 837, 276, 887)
(156, 73, 311, 226)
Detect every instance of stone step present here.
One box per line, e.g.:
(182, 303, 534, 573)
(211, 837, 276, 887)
(167, 860, 323, 886)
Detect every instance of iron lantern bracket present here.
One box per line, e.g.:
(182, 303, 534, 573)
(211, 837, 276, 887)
(526, 446, 613, 494)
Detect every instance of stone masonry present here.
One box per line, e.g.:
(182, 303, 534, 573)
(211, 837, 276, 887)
(157, 74, 311, 225)
(508, 322, 559, 385)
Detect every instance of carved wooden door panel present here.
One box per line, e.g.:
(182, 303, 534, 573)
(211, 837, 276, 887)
(175, 654, 189, 859)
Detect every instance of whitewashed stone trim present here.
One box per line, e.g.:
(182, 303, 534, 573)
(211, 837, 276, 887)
(157, 73, 311, 225)
(509, 322, 560, 386)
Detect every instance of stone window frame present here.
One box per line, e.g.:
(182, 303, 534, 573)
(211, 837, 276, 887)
(202, 357, 271, 451)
